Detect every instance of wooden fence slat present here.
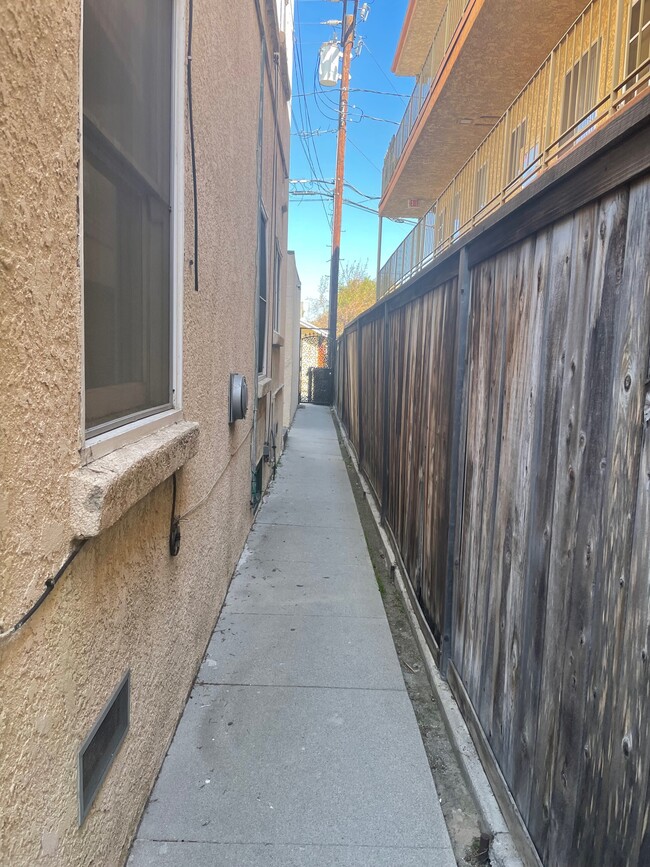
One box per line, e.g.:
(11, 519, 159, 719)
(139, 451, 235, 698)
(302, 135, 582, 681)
(457, 259, 496, 696)
(508, 227, 553, 821)
(576, 178, 650, 866)
(485, 236, 538, 787)
(540, 192, 627, 866)
(476, 251, 510, 731)
(523, 215, 574, 853)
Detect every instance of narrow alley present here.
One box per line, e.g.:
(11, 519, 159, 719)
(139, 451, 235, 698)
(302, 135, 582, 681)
(128, 406, 456, 867)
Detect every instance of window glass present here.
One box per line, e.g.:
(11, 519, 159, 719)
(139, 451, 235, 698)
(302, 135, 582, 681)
(560, 41, 601, 145)
(257, 211, 268, 374)
(83, 0, 174, 434)
(626, 0, 650, 94)
(273, 244, 282, 334)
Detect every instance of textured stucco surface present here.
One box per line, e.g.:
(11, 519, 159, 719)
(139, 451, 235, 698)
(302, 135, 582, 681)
(70, 422, 200, 538)
(283, 251, 301, 430)
(0, 1, 292, 864)
(393, 0, 449, 76)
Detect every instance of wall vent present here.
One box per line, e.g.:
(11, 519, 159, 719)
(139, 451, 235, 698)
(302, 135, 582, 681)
(78, 672, 130, 824)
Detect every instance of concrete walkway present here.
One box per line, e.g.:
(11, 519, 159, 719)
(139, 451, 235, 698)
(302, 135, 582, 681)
(129, 405, 455, 867)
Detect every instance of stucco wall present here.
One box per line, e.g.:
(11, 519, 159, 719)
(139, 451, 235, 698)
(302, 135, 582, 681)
(283, 251, 302, 430)
(0, 1, 292, 864)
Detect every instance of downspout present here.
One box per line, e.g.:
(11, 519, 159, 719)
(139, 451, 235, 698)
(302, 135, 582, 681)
(263, 49, 281, 463)
(251, 37, 267, 507)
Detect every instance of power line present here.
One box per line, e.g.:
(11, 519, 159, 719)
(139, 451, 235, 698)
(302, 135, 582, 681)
(290, 178, 380, 200)
(361, 41, 408, 105)
(348, 106, 399, 125)
(347, 135, 382, 173)
(293, 4, 333, 229)
(294, 88, 411, 98)
(290, 192, 417, 223)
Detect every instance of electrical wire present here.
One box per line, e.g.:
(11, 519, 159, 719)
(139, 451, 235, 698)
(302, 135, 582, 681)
(361, 41, 408, 105)
(169, 472, 181, 556)
(0, 540, 88, 640)
(348, 107, 399, 125)
(187, 0, 199, 292)
(180, 427, 253, 522)
(289, 192, 417, 224)
(294, 5, 331, 183)
(293, 88, 411, 99)
(292, 2, 333, 229)
(347, 135, 383, 173)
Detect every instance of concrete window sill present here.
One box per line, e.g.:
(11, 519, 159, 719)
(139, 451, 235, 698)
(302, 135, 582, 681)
(272, 331, 284, 347)
(258, 375, 273, 398)
(70, 421, 200, 539)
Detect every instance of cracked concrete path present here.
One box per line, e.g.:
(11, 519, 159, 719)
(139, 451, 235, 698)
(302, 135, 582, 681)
(128, 405, 456, 867)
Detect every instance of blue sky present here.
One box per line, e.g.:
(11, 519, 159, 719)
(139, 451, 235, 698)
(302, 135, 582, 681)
(288, 0, 413, 306)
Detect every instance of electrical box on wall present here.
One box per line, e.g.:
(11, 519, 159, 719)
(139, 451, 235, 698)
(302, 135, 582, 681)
(229, 374, 248, 423)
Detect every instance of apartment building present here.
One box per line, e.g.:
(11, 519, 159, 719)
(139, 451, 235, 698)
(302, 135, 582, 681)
(379, 0, 649, 294)
(0, 1, 295, 864)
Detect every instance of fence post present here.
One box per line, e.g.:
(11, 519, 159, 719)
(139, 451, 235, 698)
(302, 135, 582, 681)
(441, 246, 472, 679)
(357, 322, 364, 466)
(380, 303, 390, 525)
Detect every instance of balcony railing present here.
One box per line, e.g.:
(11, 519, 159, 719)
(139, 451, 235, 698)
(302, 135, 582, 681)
(378, 0, 649, 298)
(382, 0, 472, 194)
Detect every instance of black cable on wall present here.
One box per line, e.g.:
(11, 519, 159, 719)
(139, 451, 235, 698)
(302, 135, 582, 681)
(187, 0, 199, 292)
(0, 541, 88, 640)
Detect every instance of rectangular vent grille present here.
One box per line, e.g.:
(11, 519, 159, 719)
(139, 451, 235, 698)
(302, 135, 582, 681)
(78, 672, 130, 824)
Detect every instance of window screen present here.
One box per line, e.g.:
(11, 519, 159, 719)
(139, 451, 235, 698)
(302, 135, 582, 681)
(257, 211, 268, 374)
(626, 0, 650, 94)
(560, 41, 601, 144)
(83, 0, 174, 434)
(273, 243, 282, 334)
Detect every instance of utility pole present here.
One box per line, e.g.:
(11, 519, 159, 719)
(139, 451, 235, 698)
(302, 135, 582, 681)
(327, 0, 359, 379)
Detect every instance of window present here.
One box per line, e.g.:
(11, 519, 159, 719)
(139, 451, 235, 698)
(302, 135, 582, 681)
(474, 161, 488, 214)
(626, 0, 650, 96)
(521, 143, 540, 188)
(257, 210, 268, 374)
(507, 119, 527, 185)
(273, 242, 282, 334)
(435, 207, 446, 252)
(83, 0, 176, 436)
(560, 40, 601, 145)
(451, 192, 461, 241)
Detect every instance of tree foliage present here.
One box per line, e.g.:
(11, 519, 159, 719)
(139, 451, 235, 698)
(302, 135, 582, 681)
(306, 261, 376, 337)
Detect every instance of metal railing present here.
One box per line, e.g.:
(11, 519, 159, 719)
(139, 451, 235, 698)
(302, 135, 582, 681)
(382, 0, 472, 194)
(378, 0, 649, 298)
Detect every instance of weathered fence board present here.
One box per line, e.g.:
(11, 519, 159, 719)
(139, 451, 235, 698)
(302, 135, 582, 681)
(384, 282, 458, 646)
(359, 315, 385, 501)
(574, 179, 650, 867)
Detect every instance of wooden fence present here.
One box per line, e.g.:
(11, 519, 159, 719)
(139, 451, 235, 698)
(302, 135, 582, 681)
(336, 104, 650, 867)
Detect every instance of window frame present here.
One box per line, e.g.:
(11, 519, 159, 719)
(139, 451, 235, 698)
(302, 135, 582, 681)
(273, 239, 282, 335)
(257, 206, 269, 377)
(559, 39, 602, 147)
(625, 0, 650, 95)
(79, 0, 185, 462)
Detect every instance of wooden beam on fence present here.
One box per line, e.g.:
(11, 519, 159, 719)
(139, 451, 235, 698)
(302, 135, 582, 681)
(357, 322, 364, 467)
(380, 304, 390, 525)
(441, 247, 472, 678)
